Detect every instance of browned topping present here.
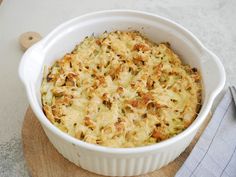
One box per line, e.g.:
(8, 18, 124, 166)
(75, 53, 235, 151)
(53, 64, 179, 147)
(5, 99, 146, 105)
(41, 31, 201, 148)
(51, 105, 64, 117)
(43, 105, 54, 122)
(65, 80, 74, 86)
(128, 100, 139, 108)
(96, 39, 101, 46)
(75, 130, 83, 139)
(142, 113, 147, 118)
(153, 63, 163, 77)
(192, 67, 198, 72)
(147, 76, 154, 90)
(133, 43, 150, 52)
(117, 86, 124, 94)
(101, 93, 108, 100)
(115, 121, 124, 132)
(84, 117, 96, 129)
(47, 73, 57, 82)
(108, 66, 121, 80)
(133, 56, 145, 65)
(141, 92, 153, 104)
(152, 128, 167, 140)
(127, 93, 153, 109)
(102, 100, 112, 109)
(97, 75, 105, 85)
(51, 87, 65, 97)
(55, 96, 72, 106)
(193, 74, 201, 81)
(67, 72, 78, 80)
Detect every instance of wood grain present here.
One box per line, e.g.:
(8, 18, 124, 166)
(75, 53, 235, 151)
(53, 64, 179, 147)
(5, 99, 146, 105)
(19, 32, 42, 51)
(22, 107, 211, 177)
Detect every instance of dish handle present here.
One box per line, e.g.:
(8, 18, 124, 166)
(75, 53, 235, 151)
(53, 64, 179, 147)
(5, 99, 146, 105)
(18, 43, 44, 87)
(201, 48, 226, 100)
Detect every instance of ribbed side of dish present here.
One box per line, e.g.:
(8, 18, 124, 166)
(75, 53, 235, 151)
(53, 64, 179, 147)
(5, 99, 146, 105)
(42, 125, 194, 176)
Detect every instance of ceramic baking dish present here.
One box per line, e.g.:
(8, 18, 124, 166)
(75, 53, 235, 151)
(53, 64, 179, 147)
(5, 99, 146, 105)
(19, 10, 225, 176)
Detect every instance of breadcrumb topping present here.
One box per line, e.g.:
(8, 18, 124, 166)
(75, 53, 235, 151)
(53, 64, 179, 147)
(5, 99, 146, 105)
(41, 31, 201, 148)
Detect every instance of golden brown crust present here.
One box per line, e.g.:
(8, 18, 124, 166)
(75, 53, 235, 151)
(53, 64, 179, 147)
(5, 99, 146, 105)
(41, 31, 202, 148)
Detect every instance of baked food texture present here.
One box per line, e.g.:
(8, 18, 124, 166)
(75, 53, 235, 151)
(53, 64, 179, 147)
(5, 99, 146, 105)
(41, 31, 201, 148)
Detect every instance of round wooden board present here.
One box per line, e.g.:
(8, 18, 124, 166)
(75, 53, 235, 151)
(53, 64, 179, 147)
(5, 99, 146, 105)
(22, 107, 211, 177)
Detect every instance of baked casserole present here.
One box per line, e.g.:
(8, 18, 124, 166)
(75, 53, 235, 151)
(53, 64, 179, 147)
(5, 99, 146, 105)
(41, 31, 201, 148)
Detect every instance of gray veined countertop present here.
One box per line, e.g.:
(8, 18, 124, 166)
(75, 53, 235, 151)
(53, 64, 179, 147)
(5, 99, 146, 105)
(0, 0, 235, 176)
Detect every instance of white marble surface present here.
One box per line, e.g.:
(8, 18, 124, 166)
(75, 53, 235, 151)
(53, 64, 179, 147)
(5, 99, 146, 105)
(0, 0, 235, 176)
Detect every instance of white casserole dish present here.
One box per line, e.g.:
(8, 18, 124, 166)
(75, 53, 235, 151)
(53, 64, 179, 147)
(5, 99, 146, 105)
(19, 10, 225, 176)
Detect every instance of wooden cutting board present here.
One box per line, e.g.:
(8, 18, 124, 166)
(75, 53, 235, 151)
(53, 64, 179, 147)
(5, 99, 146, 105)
(22, 107, 211, 177)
